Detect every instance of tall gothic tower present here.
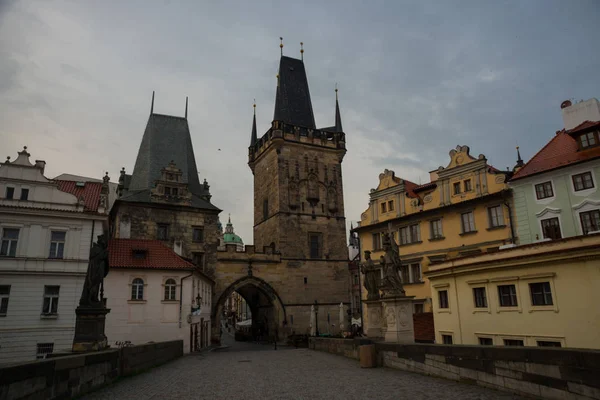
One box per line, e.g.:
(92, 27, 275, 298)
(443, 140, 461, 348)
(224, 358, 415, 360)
(248, 51, 348, 277)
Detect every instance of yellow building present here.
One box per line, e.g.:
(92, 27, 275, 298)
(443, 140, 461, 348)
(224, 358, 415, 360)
(354, 145, 515, 314)
(425, 233, 600, 349)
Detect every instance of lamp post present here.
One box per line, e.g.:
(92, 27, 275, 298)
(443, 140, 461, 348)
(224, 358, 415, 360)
(314, 300, 319, 336)
(196, 294, 202, 313)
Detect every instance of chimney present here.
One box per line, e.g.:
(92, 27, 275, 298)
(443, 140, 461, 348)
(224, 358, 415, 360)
(561, 98, 600, 130)
(35, 160, 46, 175)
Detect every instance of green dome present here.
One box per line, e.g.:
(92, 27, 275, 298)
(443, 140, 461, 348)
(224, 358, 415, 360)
(223, 233, 243, 244)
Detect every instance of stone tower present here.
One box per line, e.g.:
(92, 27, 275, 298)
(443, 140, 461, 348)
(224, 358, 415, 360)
(248, 52, 350, 318)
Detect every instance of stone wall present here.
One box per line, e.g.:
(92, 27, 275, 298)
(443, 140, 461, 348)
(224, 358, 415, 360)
(309, 337, 372, 360)
(309, 338, 600, 400)
(0, 340, 183, 400)
(112, 202, 220, 274)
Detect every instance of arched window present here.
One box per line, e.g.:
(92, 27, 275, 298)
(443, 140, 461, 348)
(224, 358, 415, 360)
(131, 278, 144, 300)
(164, 279, 176, 301)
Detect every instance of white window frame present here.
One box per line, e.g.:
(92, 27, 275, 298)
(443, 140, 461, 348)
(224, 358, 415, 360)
(460, 211, 476, 233)
(399, 223, 420, 245)
(49, 230, 67, 259)
(42, 285, 60, 315)
(579, 208, 600, 235)
(535, 208, 563, 241)
(569, 168, 597, 197)
(0, 285, 10, 316)
(438, 331, 454, 344)
(131, 278, 145, 301)
(19, 186, 31, 201)
(520, 273, 559, 313)
(429, 218, 443, 239)
(164, 278, 177, 301)
(408, 263, 422, 283)
(572, 199, 600, 235)
(433, 283, 451, 313)
(491, 277, 522, 313)
(531, 178, 556, 204)
(487, 204, 504, 228)
(1, 227, 20, 257)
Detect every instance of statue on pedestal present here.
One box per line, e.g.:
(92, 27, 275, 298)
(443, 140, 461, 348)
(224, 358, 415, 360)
(73, 234, 111, 352)
(379, 233, 405, 298)
(80, 234, 109, 307)
(360, 250, 380, 300)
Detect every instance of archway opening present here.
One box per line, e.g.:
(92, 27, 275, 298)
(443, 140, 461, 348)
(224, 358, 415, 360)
(213, 276, 286, 345)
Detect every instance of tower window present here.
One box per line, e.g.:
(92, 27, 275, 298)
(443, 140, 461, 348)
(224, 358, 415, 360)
(263, 199, 269, 221)
(308, 232, 322, 259)
(157, 224, 169, 240)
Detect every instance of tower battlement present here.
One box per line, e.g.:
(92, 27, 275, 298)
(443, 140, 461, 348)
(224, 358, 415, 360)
(248, 120, 346, 169)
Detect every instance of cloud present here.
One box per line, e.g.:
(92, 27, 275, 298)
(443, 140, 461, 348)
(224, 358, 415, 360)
(1, 0, 599, 245)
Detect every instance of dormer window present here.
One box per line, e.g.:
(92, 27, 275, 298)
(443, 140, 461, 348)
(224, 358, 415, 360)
(132, 249, 147, 259)
(164, 187, 178, 196)
(580, 131, 599, 149)
(5, 187, 14, 200)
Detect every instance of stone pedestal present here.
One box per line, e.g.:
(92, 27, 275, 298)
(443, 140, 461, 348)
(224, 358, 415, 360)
(72, 304, 111, 352)
(363, 300, 384, 339)
(381, 296, 414, 343)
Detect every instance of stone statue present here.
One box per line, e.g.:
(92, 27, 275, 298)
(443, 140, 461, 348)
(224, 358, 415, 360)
(80, 234, 110, 306)
(360, 250, 380, 300)
(379, 233, 406, 297)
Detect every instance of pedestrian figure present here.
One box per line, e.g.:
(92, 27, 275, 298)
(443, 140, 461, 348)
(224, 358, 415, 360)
(273, 325, 278, 350)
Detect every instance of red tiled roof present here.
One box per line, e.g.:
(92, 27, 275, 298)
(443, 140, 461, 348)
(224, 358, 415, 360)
(109, 239, 196, 270)
(55, 180, 102, 212)
(403, 180, 419, 198)
(567, 120, 600, 134)
(511, 121, 600, 181)
(413, 182, 437, 193)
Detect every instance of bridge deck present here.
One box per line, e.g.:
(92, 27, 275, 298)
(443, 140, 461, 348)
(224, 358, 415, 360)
(82, 339, 524, 399)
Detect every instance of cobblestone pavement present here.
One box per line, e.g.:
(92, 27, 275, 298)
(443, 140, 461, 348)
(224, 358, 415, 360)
(83, 342, 524, 400)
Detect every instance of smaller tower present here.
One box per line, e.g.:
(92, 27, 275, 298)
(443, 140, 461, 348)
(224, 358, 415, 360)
(514, 146, 524, 172)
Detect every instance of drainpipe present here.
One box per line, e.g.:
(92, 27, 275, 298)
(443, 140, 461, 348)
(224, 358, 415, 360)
(503, 193, 516, 244)
(354, 226, 364, 331)
(179, 270, 194, 328)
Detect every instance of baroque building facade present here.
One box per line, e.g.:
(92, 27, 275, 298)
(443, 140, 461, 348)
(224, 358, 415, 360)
(0, 147, 108, 363)
(211, 50, 351, 342)
(354, 145, 515, 319)
(510, 98, 600, 244)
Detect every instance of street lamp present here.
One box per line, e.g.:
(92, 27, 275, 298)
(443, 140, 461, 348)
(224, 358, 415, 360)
(314, 300, 319, 336)
(196, 293, 202, 313)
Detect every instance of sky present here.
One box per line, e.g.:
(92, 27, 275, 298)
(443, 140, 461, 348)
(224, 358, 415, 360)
(1, 0, 599, 245)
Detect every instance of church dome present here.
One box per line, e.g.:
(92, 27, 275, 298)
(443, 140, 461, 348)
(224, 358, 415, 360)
(222, 214, 244, 247)
(223, 232, 244, 244)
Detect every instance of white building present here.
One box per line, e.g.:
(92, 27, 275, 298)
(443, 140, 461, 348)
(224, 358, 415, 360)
(0, 147, 109, 363)
(104, 238, 213, 353)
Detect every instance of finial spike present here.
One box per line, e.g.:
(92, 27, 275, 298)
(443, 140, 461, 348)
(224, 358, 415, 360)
(185, 96, 188, 119)
(253, 98, 256, 115)
(335, 83, 338, 100)
(280, 37, 283, 56)
(150, 91, 155, 114)
(300, 41, 304, 61)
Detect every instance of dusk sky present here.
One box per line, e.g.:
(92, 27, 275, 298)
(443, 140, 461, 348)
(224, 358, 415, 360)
(1, 0, 599, 244)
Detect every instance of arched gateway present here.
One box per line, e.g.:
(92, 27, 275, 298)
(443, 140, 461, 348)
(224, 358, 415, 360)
(213, 275, 286, 343)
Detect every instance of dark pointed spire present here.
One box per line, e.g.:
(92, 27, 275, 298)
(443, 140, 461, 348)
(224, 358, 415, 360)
(250, 100, 258, 147)
(515, 146, 524, 169)
(280, 37, 283, 56)
(335, 84, 343, 132)
(150, 91, 155, 114)
(300, 41, 304, 61)
(273, 53, 316, 128)
(185, 96, 188, 119)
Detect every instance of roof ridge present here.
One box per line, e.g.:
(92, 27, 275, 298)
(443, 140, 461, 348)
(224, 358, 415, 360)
(511, 131, 567, 180)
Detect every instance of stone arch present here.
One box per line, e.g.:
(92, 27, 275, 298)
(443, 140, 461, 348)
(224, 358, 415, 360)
(212, 276, 286, 344)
